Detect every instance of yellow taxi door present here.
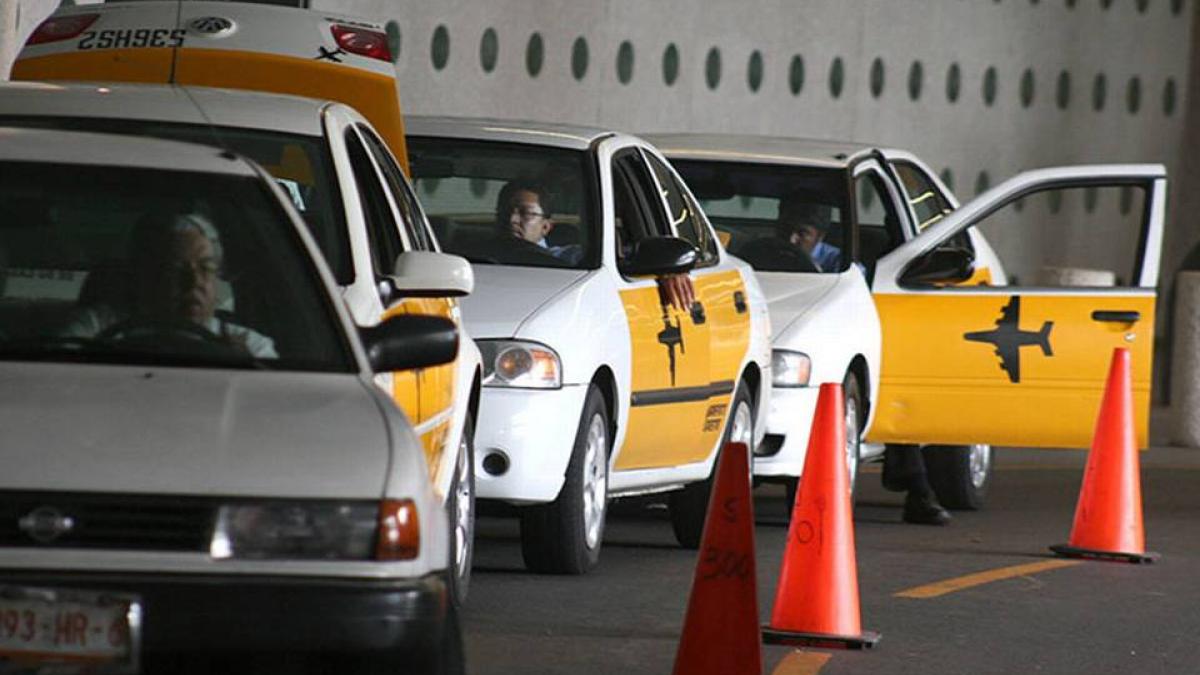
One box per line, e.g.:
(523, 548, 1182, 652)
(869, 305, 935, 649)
(610, 148, 714, 471)
(353, 125, 459, 482)
(643, 151, 750, 452)
(868, 166, 1166, 449)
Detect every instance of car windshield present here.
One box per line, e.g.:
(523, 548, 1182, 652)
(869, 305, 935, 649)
(406, 137, 598, 270)
(0, 116, 353, 284)
(671, 159, 850, 274)
(0, 161, 353, 372)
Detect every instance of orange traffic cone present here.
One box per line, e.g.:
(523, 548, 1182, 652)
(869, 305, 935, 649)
(1050, 347, 1159, 564)
(762, 383, 880, 650)
(672, 442, 762, 675)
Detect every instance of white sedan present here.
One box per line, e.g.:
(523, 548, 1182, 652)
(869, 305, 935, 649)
(0, 81, 483, 603)
(0, 127, 461, 673)
(407, 117, 772, 574)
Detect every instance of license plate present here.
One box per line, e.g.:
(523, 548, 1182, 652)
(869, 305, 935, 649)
(0, 586, 141, 674)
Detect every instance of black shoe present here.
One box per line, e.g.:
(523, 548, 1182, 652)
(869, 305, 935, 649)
(903, 491, 952, 526)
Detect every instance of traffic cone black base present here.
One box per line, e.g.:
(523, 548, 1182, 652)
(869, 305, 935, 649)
(762, 627, 881, 651)
(1049, 544, 1159, 564)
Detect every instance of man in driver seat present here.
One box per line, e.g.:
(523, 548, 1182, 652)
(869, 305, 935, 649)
(62, 212, 276, 358)
(495, 180, 583, 265)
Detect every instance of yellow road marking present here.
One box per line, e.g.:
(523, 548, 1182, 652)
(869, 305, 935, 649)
(771, 650, 831, 675)
(895, 559, 1081, 599)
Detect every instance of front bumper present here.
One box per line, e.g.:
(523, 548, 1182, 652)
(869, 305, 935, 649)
(754, 385, 820, 478)
(473, 384, 589, 504)
(1, 570, 449, 659)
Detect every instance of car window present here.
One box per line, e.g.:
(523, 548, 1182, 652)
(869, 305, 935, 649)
(893, 162, 955, 232)
(0, 161, 354, 372)
(407, 137, 599, 270)
(358, 124, 434, 252)
(0, 115, 354, 285)
(671, 159, 847, 274)
(643, 151, 719, 266)
(345, 129, 404, 277)
(853, 169, 905, 269)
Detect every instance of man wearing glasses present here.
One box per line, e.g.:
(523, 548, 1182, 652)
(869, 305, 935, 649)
(495, 180, 583, 265)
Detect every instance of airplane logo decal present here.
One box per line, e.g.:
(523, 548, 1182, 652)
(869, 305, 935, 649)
(963, 296, 1053, 384)
(657, 309, 685, 387)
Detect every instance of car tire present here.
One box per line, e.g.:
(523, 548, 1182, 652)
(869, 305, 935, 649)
(669, 382, 754, 549)
(842, 373, 863, 502)
(519, 384, 609, 574)
(447, 413, 475, 606)
(925, 443, 993, 510)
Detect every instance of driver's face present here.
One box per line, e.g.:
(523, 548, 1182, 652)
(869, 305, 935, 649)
(505, 190, 552, 243)
(789, 224, 825, 254)
(162, 228, 219, 325)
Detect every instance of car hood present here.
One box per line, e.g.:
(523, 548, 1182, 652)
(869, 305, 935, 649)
(755, 272, 842, 337)
(460, 265, 591, 338)
(0, 362, 389, 498)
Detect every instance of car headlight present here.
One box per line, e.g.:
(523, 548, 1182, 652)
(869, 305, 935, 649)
(209, 499, 419, 561)
(478, 340, 562, 389)
(772, 350, 812, 388)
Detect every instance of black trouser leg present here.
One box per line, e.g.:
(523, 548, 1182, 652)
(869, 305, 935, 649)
(897, 444, 934, 497)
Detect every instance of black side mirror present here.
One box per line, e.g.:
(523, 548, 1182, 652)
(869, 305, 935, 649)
(620, 236, 699, 277)
(901, 246, 976, 286)
(359, 315, 458, 373)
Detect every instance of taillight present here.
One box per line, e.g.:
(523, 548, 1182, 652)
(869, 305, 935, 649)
(375, 499, 420, 560)
(330, 24, 391, 62)
(26, 13, 100, 46)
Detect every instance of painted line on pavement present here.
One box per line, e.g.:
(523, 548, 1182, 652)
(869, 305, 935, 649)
(771, 650, 831, 675)
(894, 559, 1082, 599)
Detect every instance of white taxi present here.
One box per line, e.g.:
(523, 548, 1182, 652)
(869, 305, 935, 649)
(0, 127, 461, 673)
(406, 117, 772, 574)
(656, 134, 1165, 509)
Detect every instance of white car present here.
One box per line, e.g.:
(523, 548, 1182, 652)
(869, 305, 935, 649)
(656, 134, 1165, 510)
(0, 128, 461, 673)
(0, 81, 483, 603)
(406, 117, 772, 574)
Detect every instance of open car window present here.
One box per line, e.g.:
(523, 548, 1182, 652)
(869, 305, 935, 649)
(0, 161, 354, 372)
(406, 137, 599, 270)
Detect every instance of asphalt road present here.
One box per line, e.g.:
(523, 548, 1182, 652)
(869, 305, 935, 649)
(461, 447, 1200, 675)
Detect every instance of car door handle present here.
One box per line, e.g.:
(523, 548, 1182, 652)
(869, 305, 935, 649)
(1092, 310, 1141, 323)
(733, 290, 748, 314)
(690, 301, 706, 325)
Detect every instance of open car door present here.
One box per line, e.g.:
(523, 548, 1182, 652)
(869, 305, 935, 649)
(868, 164, 1166, 448)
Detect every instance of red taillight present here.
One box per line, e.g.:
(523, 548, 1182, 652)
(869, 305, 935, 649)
(26, 14, 100, 46)
(375, 499, 420, 560)
(330, 24, 391, 63)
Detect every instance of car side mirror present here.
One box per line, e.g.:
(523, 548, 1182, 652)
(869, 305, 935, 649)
(389, 251, 474, 298)
(359, 314, 458, 373)
(619, 236, 699, 277)
(901, 246, 976, 286)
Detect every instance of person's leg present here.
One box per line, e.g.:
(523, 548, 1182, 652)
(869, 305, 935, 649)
(897, 444, 951, 526)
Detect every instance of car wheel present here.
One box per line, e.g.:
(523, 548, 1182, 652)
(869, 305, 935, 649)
(842, 373, 863, 501)
(669, 383, 754, 549)
(519, 384, 608, 574)
(925, 443, 993, 510)
(447, 413, 475, 606)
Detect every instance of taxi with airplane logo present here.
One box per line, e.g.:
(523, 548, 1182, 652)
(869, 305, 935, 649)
(405, 117, 772, 574)
(656, 134, 1164, 512)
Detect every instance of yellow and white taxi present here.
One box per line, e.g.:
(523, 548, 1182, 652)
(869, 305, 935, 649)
(12, 0, 482, 602)
(406, 117, 772, 574)
(657, 134, 1165, 510)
